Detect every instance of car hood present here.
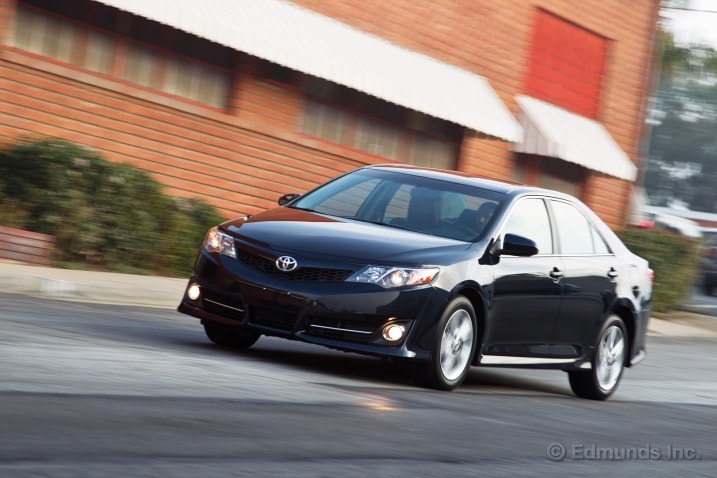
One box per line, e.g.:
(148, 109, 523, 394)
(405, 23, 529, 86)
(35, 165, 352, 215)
(223, 207, 473, 264)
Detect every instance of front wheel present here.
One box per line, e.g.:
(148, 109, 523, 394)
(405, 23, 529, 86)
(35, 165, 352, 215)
(203, 322, 260, 350)
(568, 315, 627, 400)
(415, 297, 477, 391)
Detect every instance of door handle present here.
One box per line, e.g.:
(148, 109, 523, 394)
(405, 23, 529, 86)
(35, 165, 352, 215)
(607, 267, 619, 279)
(549, 267, 564, 281)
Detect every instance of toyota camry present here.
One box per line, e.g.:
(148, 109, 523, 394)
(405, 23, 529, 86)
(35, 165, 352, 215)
(178, 165, 653, 400)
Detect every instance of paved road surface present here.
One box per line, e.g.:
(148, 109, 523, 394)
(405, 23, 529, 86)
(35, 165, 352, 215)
(1, 295, 715, 477)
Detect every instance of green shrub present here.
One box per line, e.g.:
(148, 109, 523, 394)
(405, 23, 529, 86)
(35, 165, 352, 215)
(617, 228, 701, 313)
(162, 197, 224, 275)
(0, 137, 223, 276)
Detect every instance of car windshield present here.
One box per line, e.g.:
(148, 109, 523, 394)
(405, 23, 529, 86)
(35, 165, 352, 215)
(290, 168, 505, 242)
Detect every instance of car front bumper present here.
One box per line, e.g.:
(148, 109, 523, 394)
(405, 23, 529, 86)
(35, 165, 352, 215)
(177, 252, 448, 360)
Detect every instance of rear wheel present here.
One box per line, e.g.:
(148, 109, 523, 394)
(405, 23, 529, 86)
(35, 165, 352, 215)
(568, 315, 627, 400)
(415, 297, 476, 391)
(203, 322, 260, 350)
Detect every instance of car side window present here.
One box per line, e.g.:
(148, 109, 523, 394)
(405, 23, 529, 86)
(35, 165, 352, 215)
(503, 198, 553, 254)
(591, 226, 611, 254)
(551, 200, 606, 254)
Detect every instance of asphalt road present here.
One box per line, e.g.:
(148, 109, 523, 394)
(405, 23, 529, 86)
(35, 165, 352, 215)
(1, 294, 715, 477)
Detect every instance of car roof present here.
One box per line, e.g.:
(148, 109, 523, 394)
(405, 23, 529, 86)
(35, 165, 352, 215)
(366, 164, 570, 200)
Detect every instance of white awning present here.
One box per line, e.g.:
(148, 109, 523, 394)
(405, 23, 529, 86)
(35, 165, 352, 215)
(514, 95, 637, 181)
(93, 0, 522, 142)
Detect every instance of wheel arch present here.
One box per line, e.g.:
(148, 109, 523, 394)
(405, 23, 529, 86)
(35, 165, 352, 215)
(611, 302, 637, 366)
(448, 282, 487, 365)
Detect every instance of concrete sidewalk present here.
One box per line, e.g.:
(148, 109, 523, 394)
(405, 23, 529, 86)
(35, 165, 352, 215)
(0, 261, 186, 309)
(1, 260, 716, 338)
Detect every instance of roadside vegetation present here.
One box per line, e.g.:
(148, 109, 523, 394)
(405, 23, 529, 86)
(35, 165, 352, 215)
(617, 228, 701, 313)
(0, 137, 704, 308)
(0, 137, 223, 277)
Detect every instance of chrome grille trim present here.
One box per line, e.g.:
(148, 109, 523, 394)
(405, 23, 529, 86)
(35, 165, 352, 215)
(204, 298, 244, 313)
(309, 324, 373, 335)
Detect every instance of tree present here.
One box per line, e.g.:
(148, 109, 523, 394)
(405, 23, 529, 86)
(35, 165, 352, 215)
(643, 1, 717, 213)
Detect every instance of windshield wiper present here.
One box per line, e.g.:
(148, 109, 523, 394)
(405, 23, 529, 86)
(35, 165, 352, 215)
(348, 217, 413, 230)
(289, 206, 316, 213)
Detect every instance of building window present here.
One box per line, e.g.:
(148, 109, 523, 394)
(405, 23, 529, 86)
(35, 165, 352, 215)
(410, 135, 458, 169)
(300, 77, 461, 168)
(356, 117, 399, 159)
(301, 100, 347, 144)
(513, 154, 585, 198)
(14, 7, 75, 62)
(83, 30, 114, 75)
(124, 43, 158, 88)
(13, 2, 233, 109)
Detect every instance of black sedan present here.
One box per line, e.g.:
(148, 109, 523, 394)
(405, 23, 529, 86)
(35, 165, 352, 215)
(178, 165, 653, 400)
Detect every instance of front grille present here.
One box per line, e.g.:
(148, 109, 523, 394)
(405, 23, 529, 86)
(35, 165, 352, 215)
(237, 248, 353, 282)
(249, 305, 298, 332)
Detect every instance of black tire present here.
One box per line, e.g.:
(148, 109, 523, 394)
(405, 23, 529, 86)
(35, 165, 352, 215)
(415, 296, 477, 391)
(568, 315, 627, 400)
(203, 322, 260, 350)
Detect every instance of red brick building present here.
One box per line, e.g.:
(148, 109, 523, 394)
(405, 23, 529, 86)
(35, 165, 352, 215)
(0, 0, 660, 228)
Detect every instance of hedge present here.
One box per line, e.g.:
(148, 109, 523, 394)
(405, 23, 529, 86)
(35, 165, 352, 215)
(617, 228, 701, 313)
(0, 137, 703, 304)
(0, 138, 223, 277)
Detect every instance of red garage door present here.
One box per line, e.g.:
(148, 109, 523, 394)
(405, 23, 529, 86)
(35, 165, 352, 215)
(524, 9, 608, 119)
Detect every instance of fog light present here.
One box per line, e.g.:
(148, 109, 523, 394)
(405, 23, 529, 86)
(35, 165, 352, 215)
(382, 323, 406, 342)
(187, 284, 201, 301)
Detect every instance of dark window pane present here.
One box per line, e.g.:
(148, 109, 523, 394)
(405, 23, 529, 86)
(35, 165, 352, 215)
(504, 198, 553, 254)
(551, 200, 594, 254)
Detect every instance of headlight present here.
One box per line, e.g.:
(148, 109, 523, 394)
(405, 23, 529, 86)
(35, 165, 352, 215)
(347, 266, 439, 288)
(203, 227, 236, 258)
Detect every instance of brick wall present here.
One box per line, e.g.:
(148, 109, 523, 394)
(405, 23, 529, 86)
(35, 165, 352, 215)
(0, 47, 376, 218)
(584, 175, 633, 228)
(292, 0, 660, 228)
(0, 1, 16, 51)
(0, 0, 659, 229)
(0, 225, 54, 265)
(293, 0, 657, 159)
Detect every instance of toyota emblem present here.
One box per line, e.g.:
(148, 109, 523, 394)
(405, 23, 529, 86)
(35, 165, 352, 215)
(275, 255, 298, 272)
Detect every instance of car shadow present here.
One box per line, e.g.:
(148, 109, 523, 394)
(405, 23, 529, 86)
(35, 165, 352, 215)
(462, 368, 572, 397)
(185, 336, 573, 398)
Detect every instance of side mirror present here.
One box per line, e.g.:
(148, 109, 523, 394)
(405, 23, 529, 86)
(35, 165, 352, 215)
(278, 193, 301, 206)
(498, 233, 539, 257)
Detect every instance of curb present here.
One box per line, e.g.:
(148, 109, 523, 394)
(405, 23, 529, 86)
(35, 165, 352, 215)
(647, 317, 717, 339)
(0, 262, 186, 309)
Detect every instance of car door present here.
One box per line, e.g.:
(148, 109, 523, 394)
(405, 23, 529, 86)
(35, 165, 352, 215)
(485, 197, 563, 357)
(548, 199, 617, 357)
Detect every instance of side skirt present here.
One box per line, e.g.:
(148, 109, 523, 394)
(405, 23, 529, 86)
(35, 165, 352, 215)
(479, 354, 591, 370)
